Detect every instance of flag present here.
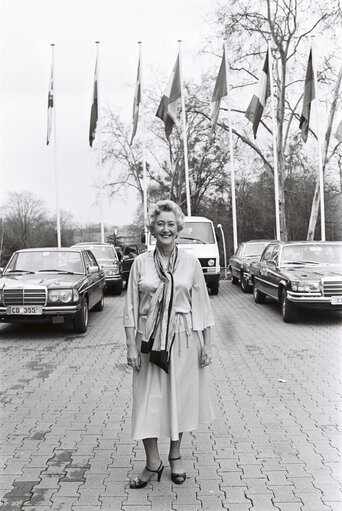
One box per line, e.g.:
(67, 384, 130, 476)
(245, 49, 270, 139)
(211, 45, 228, 129)
(299, 49, 315, 143)
(89, 56, 98, 147)
(335, 119, 342, 142)
(46, 56, 54, 145)
(130, 54, 141, 145)
(156, 54, 181, 139)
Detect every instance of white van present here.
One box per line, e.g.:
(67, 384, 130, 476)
(146, 216, 220, 295)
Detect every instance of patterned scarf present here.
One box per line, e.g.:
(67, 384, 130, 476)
(140, 245, 179, 373)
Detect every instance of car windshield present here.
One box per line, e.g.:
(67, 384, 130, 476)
(84, 246, 116, 261)
(281, 244, 342, 265)
(5, 251, 84, 274)
(244, 243, 269, 257)
(178, 222, 214, 244)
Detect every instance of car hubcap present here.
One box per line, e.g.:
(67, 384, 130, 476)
(84, 302, 88, 326)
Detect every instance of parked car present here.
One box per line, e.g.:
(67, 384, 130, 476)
(229, 240, 275, 292)
(121, 245, 139, 285)
(72, 242, 123, 295)
(250, 241, 342, 323)
(0, 247, 105, 333)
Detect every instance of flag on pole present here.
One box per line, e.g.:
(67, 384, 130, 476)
(130, 53, 142, 145)
(335, 119, 342, 142)
(156, 54, 181, 139)
(89, 55, 98, 147)
(211, 45, 228, 129)
(46, 52, 54, 145)
(299, 49, 315, 143)
(245, 49, 270, 139)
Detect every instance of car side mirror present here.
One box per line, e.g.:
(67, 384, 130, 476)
(88, 265, 99, 274)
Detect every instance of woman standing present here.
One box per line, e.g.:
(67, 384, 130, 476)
(123, 200, 214, 488)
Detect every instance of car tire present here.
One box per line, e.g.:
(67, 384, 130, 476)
(253, 282, 266, 303)
(210, 281, 219, 295)
(281, 289, 297, 323)
(93, 293, 104, 311)
(73, 297, 89, 333)
(241, 275, 251, 293)
(231, 275, 239, 285)
(113, 280, 123, 295)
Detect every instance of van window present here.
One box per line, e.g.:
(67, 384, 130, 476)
(177, 222, 215, 244)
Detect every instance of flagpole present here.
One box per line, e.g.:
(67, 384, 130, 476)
(268, 41, 281, 240)
(224, 40, 238, 252)
(311, 37, 325, 241)
(51, 44, 61, 248)
(178, 40, 191, 216)
(95, 41, 105, 243)
(138, 42, 148, 239)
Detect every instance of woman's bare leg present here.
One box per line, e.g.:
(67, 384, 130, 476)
(135, 438, 162, 482)
(169, 432, 185, 474)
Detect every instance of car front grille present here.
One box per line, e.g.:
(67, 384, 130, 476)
(323, 279, 342, 297)
(3, 287, 47, 306)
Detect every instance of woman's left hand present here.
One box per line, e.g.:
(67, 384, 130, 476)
(200, 345, 212, 367)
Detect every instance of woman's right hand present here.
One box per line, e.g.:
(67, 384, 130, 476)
(127, 343, 141, 371)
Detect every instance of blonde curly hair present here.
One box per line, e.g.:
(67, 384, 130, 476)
(147, 200, 185, 234)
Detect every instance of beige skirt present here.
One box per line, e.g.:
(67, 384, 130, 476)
(131, 315, 214, 441)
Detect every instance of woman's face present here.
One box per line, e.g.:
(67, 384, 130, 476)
(153, 211, 178, 249)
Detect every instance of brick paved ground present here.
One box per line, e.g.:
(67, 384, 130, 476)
(0, 280, 341, 510)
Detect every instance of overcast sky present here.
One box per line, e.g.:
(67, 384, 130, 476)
(0, 0, 218, 227)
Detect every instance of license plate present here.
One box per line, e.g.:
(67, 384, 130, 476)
(7, 306, 43, 315)
(331, 296, 342, 305)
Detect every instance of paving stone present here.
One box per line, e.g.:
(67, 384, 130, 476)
(294, 491, 333, 510)
(223, 487, 249, 504)
(100, 496, 127, 509)
(248, 493, 279, 510)
(27, 487, 56, 506)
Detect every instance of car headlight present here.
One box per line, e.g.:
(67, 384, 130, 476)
(291, 281, 320, 293)
(48, 289, 73, 303)
(49, 290, 59, 302)
(60, 290, 72, 303)
(208, 259, 215, 267)
(105, 269, 117, 276)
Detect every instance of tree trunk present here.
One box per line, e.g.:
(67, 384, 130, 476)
(307, 63, 342, 239)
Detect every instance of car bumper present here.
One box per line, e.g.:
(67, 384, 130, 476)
(204, 273, 220, 284)
(287, 293, 342, 310)
(0, 304, 81, 322)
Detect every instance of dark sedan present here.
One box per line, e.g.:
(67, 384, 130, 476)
(0, 247, 105, 333)
(251, 241, 342, 322)
(229, 240, 274, 292)
(72, 242, 123, 295)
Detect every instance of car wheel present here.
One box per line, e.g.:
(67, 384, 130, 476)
(231, 275, 239, 285)
(73, 297, 89, 333)
(281, 289, 297, 323)
(241, 275, 251, 293)
(210, 281, 219, 295)
(113, 280, 123, 295)
(253, 282, 266, 303)
(93, 293, 104, 311)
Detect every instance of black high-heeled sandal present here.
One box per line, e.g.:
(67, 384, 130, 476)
(129, 460, 164, 489)
(169, 456, 186, 484)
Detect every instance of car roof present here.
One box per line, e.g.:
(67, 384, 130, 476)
(278, 241, 342, 246)
(72, 242, 114, 247)
(14, 247, 86, 253)
(242, 239, 277, 243)
(184, 216, 213, 223)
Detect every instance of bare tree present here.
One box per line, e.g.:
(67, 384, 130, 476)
(212, 0, 341, 240)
